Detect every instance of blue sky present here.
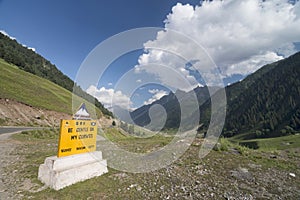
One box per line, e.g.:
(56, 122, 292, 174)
(1, 0, 300, 110)
(0, 0, 199, 79)
(0, 0, 200, 109)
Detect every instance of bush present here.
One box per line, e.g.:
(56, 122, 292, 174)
(236, 145, 249, 155)
(214, 138, 231, 151)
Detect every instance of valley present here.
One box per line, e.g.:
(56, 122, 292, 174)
(0, 128, 299, 199)
(0, 5, 300, 199)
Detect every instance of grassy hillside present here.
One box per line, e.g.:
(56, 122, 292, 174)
(234, 134, 300, 151)
(0, 32, 112, 117)
(0, 59, 102, 118)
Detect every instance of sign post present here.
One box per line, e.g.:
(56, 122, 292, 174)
(38, 103, 108, 190)
(57, 119, 97, 157)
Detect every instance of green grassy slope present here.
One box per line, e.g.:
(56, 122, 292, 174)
(0, 32, 112, 117)
(0, 59, 102, 117)
(235, 134, 300, 151)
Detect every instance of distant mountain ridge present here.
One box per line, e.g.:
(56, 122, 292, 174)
(0, 32, 112, 117)
(130, 86, 213, 131)
(131, 52, 300, 139)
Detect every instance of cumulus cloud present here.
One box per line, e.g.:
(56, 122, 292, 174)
(135, 0, 300, 88)
(225, 51, 284, 75)
(144, 89, 168, 105)
(86, 85, 132, 110)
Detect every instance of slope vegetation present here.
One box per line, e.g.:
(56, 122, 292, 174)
(201, 52, 300, 139)
(0, 59, 101, 119)
(0, 32, 112, 117)
(130, 52, 300, 139)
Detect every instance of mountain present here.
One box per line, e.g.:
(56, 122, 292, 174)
(130, 52, 300, 139)
(200, 52, 300, 139)
(0, 32, 112, 117)
(0, 58, 103, 126)
(130, 86, 212, 131)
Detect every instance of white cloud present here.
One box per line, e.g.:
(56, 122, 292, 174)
(135, 0, 300, 87)
(86, 85, 132, 110)
(144, 89, 168, 105)
(0, 30, 16, 40)
(108, 82, 113, 86)
(28, 47, 36, 52)
(225, 51, 284, 75)
(1, 30, 36, 52)
(136, 79, 142, 83)
(21, 44, 35, 52)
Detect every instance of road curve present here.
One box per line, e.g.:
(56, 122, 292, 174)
(0, 126, 42, 135)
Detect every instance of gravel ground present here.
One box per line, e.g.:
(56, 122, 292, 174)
(0, 132, 20, 200)
(1, 133, 299, 199)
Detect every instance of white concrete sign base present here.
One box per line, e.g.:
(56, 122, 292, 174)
(38, 151, 108, 190)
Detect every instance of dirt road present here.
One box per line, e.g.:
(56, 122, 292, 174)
(0, 132, 18, 199)
(0, 127, 41, 199)
(0, 127, 41, 135)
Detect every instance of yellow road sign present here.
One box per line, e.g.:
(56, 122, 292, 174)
(57, 119, 97, 157)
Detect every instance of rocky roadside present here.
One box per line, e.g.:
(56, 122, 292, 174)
(1, 132, 299, 199)
(0, 98, 114, 128)
(0, 132, 21, 200)
(0, 98, 71, 127)
(112, 147, 300, 199)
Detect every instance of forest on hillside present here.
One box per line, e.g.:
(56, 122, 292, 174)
(200, 52, 300, 139)
(131, 52, 300, 139)
(0, 32, 112, 117)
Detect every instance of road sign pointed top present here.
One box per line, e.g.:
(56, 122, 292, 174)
(73, 103, 91, 120)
